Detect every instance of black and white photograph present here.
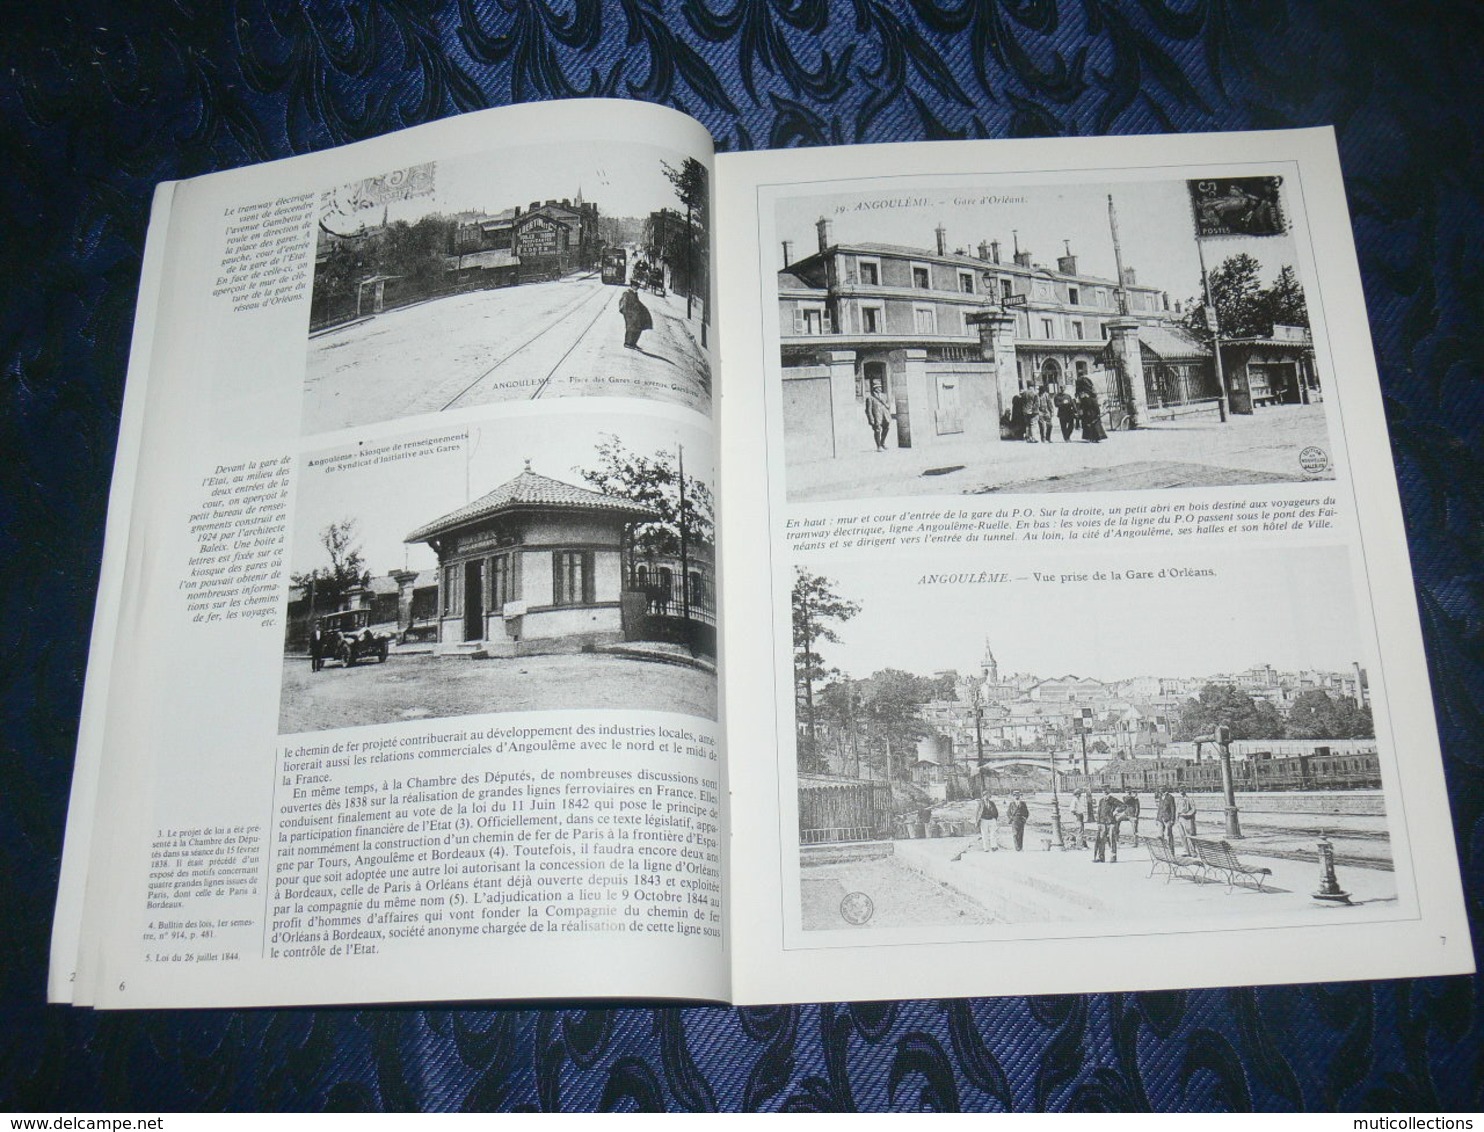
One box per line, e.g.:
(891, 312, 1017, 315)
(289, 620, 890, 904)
(790, 546, 1395, 935)
(279, 416, 716, 734)
(302, 142, 711, 436)
(774, 175, 1334, 502)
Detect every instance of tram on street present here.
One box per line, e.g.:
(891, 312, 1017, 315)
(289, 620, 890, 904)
(600, 247, 629, 285)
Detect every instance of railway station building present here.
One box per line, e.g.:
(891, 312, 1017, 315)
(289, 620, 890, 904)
(404, 463, 657, 657)
(777, 220, 1318, 462)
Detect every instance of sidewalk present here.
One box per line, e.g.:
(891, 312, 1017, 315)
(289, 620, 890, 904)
(792, 403, 1333, 502)
(891, 824, 1396, 929)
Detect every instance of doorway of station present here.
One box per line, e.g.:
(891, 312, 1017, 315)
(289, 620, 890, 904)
(464, 560, 484, 641)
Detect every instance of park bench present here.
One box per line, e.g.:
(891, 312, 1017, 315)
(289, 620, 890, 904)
(1144, 837, 1201, 884)
(1188, 837, 1273, 892)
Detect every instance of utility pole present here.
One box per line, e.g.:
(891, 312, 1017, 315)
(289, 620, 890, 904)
(1196, 236, 1230, 422)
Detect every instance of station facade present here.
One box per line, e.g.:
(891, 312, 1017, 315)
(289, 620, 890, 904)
(777, 220, 1318, 462)
(404, 464, 656, 657)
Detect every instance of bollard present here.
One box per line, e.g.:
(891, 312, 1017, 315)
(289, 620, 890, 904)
(1312, 832, 1352, 905)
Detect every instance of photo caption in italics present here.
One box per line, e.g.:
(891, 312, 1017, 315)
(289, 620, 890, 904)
(785, 492, 1338, 552)
(181, 455, 292, 625)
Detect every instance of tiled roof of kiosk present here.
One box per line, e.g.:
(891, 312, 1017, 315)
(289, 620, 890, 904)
(404, 466, 657, 543)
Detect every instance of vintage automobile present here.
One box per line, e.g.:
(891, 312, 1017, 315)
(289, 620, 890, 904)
(314, 609, 392, 666)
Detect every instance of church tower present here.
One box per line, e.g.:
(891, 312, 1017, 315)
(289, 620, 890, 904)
(981, 636, 999, 686)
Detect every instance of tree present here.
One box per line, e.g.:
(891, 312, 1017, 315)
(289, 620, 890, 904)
(1186, 254, 1309, 340)
(291, 519, 369, 615)
(1264, 264, 1309, 329)
(855, 669, 946, 783)
(1286, 689, 1373, 740)
(578, 435, 714, 570)
(661, 156, 709, 318)
(792, 570, 860, 771)
(1197, 252, 1267, 339)
(1174, 683, 1286, 741)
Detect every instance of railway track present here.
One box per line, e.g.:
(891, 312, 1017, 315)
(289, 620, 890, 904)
(439, 278, 612, 411)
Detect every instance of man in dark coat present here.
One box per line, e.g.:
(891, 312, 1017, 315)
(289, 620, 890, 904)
(619, 285, 653, 349)
(1156, 787, 1177, 851)
(1007, 791, 1030, 851)
(309, 622, 326, 672)
(1093, 787, 1123, 863)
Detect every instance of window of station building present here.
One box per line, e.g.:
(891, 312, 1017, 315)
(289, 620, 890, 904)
(1068, 285, 1081, 305)
(442, 563, 464, 617)
(857, 257, 880, 285)
(489, 553, 514, 611)
(861, 304, 883, 333)
(999, 277, 1014, 299)
(552, 550, 595, 606)
(958, 270, 976, 294)
(911, 262, 932, 289)
(914, 305, 937, 334)
(1041, 317, 1055, 339)
(1071, 320, 1084, 340)
(793, 304, 827, 335)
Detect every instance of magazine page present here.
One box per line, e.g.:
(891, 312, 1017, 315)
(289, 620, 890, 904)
(715, 128, 1472, 1005)
(54, 98, 728, 1008)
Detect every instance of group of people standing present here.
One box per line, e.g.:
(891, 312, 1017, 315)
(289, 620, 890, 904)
(1008, 376, 1108, 444)
(973, 790, 1032, 852)
(1068, 785, 1197, 862)
(968, 785, 1198, 863)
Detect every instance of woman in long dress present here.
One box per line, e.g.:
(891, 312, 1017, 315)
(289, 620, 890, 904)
(1076, 375, 1107, 443)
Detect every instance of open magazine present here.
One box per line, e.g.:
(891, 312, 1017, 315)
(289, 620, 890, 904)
(50, 99, 1471, 1009)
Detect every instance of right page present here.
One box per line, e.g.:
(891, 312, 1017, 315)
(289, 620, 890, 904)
(716, 127, 1473, 1005)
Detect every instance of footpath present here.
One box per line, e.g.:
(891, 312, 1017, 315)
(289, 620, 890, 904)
(890, 794, 1396, 927)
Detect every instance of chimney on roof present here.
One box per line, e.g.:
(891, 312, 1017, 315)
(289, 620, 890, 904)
(562, 198, 570, 207)
(1121, 266, 1137, 286)
(514, 205, 522, 217)
(816, 217, 833, 255)
(1057, 240, 1077, 275)
(977, 240, 991, 261)
(935, 223, 947, 256)
(781, 240, 793, 268)
(990, 239, 1001, 264)
(530, 200, 540, 212)
(1012, 229, 1031, 267)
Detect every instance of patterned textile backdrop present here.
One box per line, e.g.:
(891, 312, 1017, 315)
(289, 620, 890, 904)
(3, 0, 1482, 1112)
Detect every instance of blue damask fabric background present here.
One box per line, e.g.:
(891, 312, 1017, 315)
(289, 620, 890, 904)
(2, 0, 1482, 1112)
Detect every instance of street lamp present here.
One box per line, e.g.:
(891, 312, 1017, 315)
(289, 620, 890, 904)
(1047, 731, 1065, 849)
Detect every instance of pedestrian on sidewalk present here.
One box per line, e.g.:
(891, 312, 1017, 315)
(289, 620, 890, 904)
(1036, 385, 1055, 442)
(1156, 787, 1177, 852)
(620, 284, 653, 349)
(1057, 389, 1078, 441)
(974, 790, 1000, 852)
(1122, 790, 1140, 845)
(1094, 786, 1123, 862)
(1076, 375, 1108, 443)
(1178, 789, 1197, 839)
(865, 380, 894, 451)
(1007, 791, 1030, 850)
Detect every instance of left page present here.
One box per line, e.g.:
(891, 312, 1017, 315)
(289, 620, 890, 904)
(54, 99, 728, 1008)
